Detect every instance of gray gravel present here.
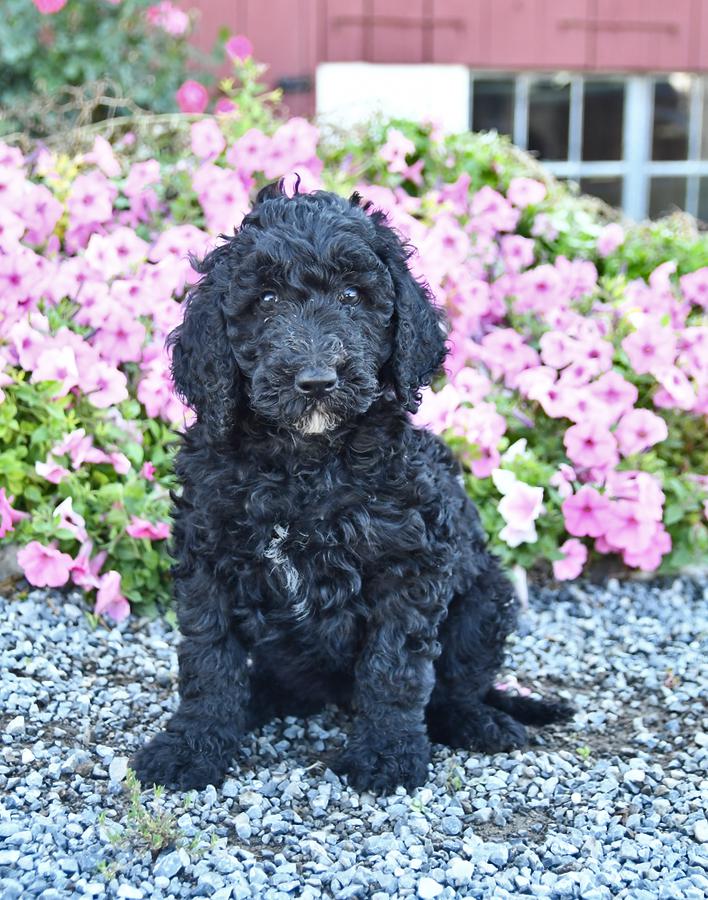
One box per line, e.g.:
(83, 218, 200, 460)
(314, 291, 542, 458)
(1, 576, 707, 899)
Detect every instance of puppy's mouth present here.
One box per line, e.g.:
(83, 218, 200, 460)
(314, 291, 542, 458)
(294, 405, 339, 435)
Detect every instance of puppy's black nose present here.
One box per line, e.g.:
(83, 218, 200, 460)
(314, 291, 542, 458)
(295, 368, 338, 397)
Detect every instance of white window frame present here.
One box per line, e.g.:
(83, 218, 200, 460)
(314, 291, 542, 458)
(470, 72, 708, 221)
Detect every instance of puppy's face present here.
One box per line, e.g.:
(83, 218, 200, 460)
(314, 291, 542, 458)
(225, 213, 395, 435)
(169, 188, 447, 440)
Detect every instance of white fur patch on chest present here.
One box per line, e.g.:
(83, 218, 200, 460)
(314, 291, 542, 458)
(263, 524, 308, 618)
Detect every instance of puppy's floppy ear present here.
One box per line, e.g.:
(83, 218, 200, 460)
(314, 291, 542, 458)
(167, 238, 241, 439)
(369, 209, 448, 412)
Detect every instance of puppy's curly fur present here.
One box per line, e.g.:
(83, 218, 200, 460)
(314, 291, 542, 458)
(132, 185, 572, 793)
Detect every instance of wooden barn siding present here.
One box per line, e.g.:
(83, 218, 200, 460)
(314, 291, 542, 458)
(190, 0, 708, 114)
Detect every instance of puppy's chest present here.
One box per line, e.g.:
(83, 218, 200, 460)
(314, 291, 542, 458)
(228, 464, 383, 617)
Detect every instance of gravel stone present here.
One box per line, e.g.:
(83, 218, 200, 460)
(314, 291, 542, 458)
(1, 576, 706, 898)
(417, 876, 444, 898)
(694, 819, 708, 843)
(108, 756, 128, 783)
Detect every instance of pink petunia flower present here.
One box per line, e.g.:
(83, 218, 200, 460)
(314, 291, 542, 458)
(35, 458, 71, 484)
(124, 159, 161, 197)
(580, 339, 614, 377)
(126, 516, 171, 540)
(380, 128, 416, 175)
(176, 80, 209, 114)
(83, 362, 129, 409)
(32, 0, 67, 13)
(562, 485, 611, 538)
(471, 186, 519, 233)
(622, 525, 671, 571)
(214, 97, 237, 115)
(604, 471, 665, 521)
(225, 33, 253, 60)
(108, 452, 131, 475)
(563, 421, 618, 470)
(622, 324, 676, 375)
(604, 500, 656, 554)
(226, 128, 270, 175)
(549, 464, 576, 500)
(614, 408, 668, 457)
(95, 570, 130, 623)
(30, 346, 80, 396)
(91, 311, 146, 366)
(53, 497, 89, 543)
(588, 371, 638, 423)
(500, 235, 535, 272)
(493, 470, 544, 547)
(66, 172, 117, 227)
(83, 135, 121, 178)
(0, 488, 27, 538)
(70, 541, 107, 590)
(20, 182, 63, 245)
(17, 541, 73, 587)
(146, 1, 190, 36)
(652, 366, 696, 411)
(141, 461, 156, 481)
(0, 206, 25, 250)
(596, 223, 625, 257)
(680, 267, 708, 309)
(506, 177, 546, 208)
(191, 118, 226, 160)
(553, 539, 588, 581)
(52, 428, 109, 469)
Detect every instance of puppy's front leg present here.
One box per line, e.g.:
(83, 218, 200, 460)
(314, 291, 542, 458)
(335, 613, 440, 793)
(131, 567, 248, 791)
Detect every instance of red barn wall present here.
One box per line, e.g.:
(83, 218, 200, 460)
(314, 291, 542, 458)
(189, 0, 708, 115)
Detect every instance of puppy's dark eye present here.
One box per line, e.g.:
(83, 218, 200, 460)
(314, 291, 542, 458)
(261, 290, 279, 303)
(337, 287, 360, 304)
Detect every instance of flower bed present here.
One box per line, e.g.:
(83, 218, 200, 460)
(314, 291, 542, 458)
(0, 58, 706, 620)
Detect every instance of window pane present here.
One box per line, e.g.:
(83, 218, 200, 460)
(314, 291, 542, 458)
(649, 177, 687, 218)
(528, 80, 570, 161)
(652, 77, 690, 161)
(699, 178, 708, 224)
(472, 79, 514, 136)
(582, 81, 624, 161)
(580, 177, 623, 209)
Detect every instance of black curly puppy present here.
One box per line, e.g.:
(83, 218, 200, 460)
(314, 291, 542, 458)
(131, 184, 572, 794)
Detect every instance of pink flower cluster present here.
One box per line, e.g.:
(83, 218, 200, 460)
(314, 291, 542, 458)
(561, 472, 670, 572)
(145, 2, 189, 37)
(376, 170, 706, 578)
(17, 539, 129, 621)
(0, 107, 706, 616)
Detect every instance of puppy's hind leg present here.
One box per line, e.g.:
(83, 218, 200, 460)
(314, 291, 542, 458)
(484, 687, 574, 726)
(426, 559, 574, 753)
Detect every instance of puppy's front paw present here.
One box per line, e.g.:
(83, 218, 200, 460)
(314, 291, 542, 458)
(334, 729, 431, 794)
(131, 731, 229, 791)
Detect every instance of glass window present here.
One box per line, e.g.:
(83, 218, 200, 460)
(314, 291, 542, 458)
(579, 177, 623, 209)
(702, 80, 708, 160)
(582, 81, 624, 161)
(649, 177, 687, 218)
(699, 178, 708, 225)
(652, 76, 690, 161)
(472, 79, 514, 136)
(527, 79, 570, 161)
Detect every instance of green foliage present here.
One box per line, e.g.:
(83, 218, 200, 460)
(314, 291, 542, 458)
(2, 367, 175, 612)
(0, 0, 195, 135)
